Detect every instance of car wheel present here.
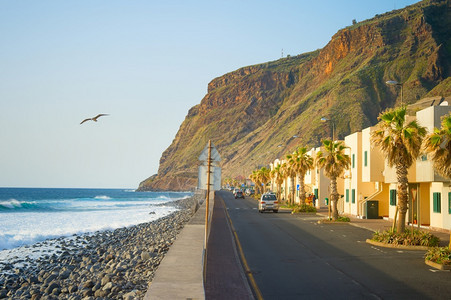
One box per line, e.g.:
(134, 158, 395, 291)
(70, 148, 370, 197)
(273, 210, 278, 213)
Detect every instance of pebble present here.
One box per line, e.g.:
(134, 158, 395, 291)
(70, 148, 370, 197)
(0, 191, 204, 300)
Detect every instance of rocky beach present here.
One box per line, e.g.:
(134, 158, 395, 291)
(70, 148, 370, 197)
(0, 191, 204, 300)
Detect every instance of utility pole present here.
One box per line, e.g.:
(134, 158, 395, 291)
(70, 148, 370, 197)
(204, 140, 212, 246)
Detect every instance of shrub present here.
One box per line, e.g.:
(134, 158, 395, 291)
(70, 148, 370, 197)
(425, 247, 451, 265)
(325, 216, 350, 222)
(292, 204, 317, 213)
(371, 229, 440, 247)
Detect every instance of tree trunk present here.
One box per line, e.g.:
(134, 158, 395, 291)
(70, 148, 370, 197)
(277, 183, 282, 202)
(299, 174, 306, 205)
(330, 177, 339, 220)
(396, 162, 409, 232)
(290, 176, 296, 205)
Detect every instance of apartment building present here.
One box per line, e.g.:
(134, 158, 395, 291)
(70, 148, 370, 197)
(343, 102, 451, 230)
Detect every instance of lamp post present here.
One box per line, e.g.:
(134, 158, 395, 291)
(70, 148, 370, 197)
(320, 117, 335, 141)
(386, 80, 403, 105)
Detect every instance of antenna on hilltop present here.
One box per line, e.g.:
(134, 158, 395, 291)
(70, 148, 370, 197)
(281, 48, 284, 58)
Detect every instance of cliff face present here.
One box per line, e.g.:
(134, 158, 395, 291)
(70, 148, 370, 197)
(138, 0, 451, 191)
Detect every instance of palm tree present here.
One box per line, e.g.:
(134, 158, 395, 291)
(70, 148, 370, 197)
(422, 113, 451, 247)
(316, 139, 351, 220)
(287, 147, 313, 205)
(371, 106, 426, 232)
(258, 167, 271, 193)
(422, 113, 451, 179)
(249, 170, 262, 194)
(282, 162, 296, 203)
(271, 163, 285, 201)
(285, 153, 297, 204)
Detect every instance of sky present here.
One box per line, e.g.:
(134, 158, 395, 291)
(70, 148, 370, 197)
(0, 0, 419, 189)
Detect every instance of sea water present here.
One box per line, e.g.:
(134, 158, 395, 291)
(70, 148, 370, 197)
(0, 188, 192, 250)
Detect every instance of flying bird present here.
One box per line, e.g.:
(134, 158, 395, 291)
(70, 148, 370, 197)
(80, 114, 109, 124)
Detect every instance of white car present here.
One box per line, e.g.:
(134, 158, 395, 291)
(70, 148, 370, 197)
(258, 193, 279, 213)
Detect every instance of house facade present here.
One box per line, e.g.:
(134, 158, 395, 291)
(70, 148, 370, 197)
(343, 103, 451, 231)
(269, 101, 451, 231)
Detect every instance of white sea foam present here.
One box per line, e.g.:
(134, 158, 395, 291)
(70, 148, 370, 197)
(0, 189, 193, 252)
(0, 204, 177, 250)
(0, 199, 22, 209)
(94, 195, 111, 200)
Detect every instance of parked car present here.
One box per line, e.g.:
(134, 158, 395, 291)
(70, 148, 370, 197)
(258, 193, 279, 213)
(235, 191, 245, 199)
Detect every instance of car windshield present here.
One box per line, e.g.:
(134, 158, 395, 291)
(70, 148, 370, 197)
(262, 194, 277, 201)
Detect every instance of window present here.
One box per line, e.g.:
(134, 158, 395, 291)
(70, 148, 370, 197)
(352, 189, 356, 204)
(421, 155, 427, 161)
(263, 194, 277, 201)
(433, 192, 441, 213)
(448, 192, 451, 214)
(390, 189, 397, 206)
(346, 189, 349, 203)
(314, 189, 318, 199)
(364, 151, 368, 167)
(352, 154, 355, 168)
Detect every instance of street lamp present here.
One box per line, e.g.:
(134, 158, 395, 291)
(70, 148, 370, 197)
(386, 80, 403, 105)
(321, 117, 335, 141)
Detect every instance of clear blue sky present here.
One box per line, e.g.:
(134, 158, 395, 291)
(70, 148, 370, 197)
(0, 0, 419, 188)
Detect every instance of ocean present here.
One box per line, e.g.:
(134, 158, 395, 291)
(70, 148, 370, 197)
(0, 188, 193, 251)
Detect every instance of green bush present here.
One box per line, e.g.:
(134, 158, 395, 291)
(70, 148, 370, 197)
(292, 204, 317, 213)
(371, 229, 440, 247)
(325, 216, 350, 222)
(425, 247, 451, 265)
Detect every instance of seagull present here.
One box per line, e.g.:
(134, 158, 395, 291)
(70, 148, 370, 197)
(80, 114, 109, 124)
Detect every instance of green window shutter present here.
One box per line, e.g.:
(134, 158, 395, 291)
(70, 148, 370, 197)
(364, 151, 368, 167)
(390, 189, 397, 206)
(433, 192, 441, 213)
(346, 189, 349, 203)
(352, 154, 355, 168)
(314, 188, 318, 199)
(351, 189, 356, 204)
(448, 192, 451, 214)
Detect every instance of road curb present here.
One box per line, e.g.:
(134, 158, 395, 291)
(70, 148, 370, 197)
(366, 239, 430, 251)
(425, 259, 451, 270)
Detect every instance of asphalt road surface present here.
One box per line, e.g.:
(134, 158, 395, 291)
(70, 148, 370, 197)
(218, 190, 451, 300)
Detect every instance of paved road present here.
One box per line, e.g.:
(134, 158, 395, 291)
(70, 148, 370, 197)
(219, 190, 451, 300)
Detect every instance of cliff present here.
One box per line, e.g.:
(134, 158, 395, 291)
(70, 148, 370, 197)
(138, 0, 451, 191)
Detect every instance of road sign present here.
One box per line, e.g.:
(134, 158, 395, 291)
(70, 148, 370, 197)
(198, 142, 221, 162)
(297, 184, 300, 191)
(198, 165, 221, 191)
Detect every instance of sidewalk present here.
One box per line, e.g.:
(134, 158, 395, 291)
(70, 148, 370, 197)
(316, 208, 450, 247)
(144, 194, 209, 300)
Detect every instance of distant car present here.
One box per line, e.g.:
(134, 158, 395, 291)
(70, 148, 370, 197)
(258, 193, 279, 213)
(235, 191, 245, 199)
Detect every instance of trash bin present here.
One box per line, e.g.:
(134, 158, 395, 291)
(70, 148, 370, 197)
(365, 200, 379, 219)
(325, 197, 329, 205)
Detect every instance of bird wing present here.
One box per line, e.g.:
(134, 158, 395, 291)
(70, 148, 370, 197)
(80, 118, 92, 124)
(92, 114, 109, 121)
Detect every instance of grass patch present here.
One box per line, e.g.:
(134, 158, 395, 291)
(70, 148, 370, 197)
(291, 204, 317, 213)
(371, 229, 440, 247)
